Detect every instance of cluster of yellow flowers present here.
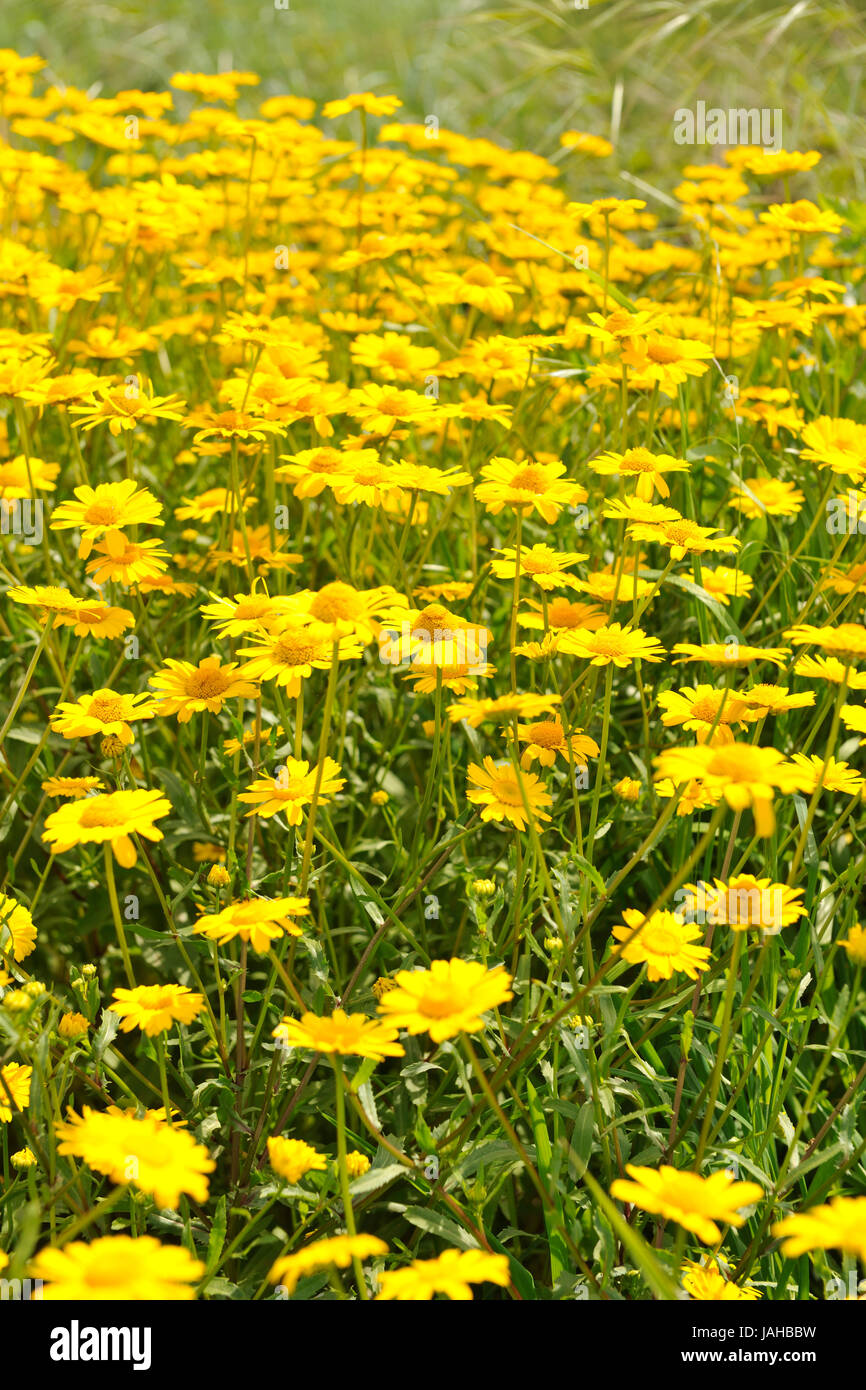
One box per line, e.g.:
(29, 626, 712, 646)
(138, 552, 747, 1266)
(0, 48, 864, 1302)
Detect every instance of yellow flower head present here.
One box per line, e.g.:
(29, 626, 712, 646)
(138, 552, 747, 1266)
(376, 958, 513, 1042)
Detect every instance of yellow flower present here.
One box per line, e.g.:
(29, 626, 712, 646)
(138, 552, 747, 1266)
(68, 380, 187, 438)
(0, 1063, 32, 1122)
(376, 958, 513, 1042)
(58, 1012, 90, 1039)
(41, 776, 106, 799)
(474, 457, 587, 523)
(682, 1258, 761, 1301)
(267, 1136, 328, 1183)
(237, 622, 363, 695)
(699, 566, 754, 606)
(0, 892, 37, 961)
(376, 1248, 510, 1301)
(466, 757, 553, 831)
(610, 1165, 763, 1243)
(272, 1009, 405, 1060)
(800, 416, 866, 484)
(590, 447, 691, 501)
(109, 984, 205, 1037)
(613, 776, 643, 801)
(653, 742, 805, 837)
(839, 923, 866, 965)
(760, 200, 845, 236)
(657, 686, 753, 744)
(490, 543, 587, 591)
(557, 622, 666, 667)
(32, 1235, 205, 1300)
(785, 622, 866, 663)
(269, 1233, 388, 1295)
(85, 536, 171, 587)
(773, 1196, 866, 1260)
(738, 684, 815, 717)
(345, 1150, 371, 1178)
(731, 477, 805, 519)
(50, 479, 164, 559)
(680, 877, 806, 931)
(42, 789, 172, 868)
(672, 641, 790, 670)
(560, 130, 613, 158)
(194, 898, 309, 954)
(516, 718, 599, 769)
(238, 758, 345, 822)
(448, 693, 563, 729)
(323, 92, 402, 118)
(55, 1106, 215, 1209)
(149, 657, 259, 723)
(11, 1146, 37, 1169)
(50, 688, 157, 745)
(612, 909, 711, 981)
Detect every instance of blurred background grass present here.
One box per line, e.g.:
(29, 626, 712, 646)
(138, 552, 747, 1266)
(3, 0, 865, 191)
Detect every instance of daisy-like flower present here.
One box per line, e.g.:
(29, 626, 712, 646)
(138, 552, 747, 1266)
(730, 477, 805, 519)
(267, 1136, 328, 1183)
(681, 1258, 761, 1302)
(610, 1165, 763, 1244)
(50, 479, 164, 559)
(50, 688, 157, 745)
(238, 758, 345, 822)
(0, 1064, 32, 1122)
(237, 622, 363, 695)
(42, 789, 172, 868)
(376, 1249, 510, 1301)
(378, 602, 490, 667)
(760, 200, 845, 237)
(657, 686, 754, 744)
(794, 655, 866, 690)
(611, 909, 711, 981)
(466, 757, 553, 831)
(784, 622, 866, 663)
(194, 898, 310, 953)
(376, 958, 513, 1042)
(275, 446, 357, 498)
(41, 776, 105, 799)
(323, 91, 402, 118)
(55, 1106, 214, 1209)
(149, 656, 259, 723)
(286, 581, 398, 640)
(272, 1010, 405, 1060)
(789, 753, 865, 796)
(589, 447, 691, 501)
(653, 743, 806, 836)
(109, 984, 205, 1036)
(614, 506, 739, 560)
(175, 488, 254, 523)
(474, 457, 587, 523)
(772, 1196, 866, 1261)
(32, 1234, 204, 1301)
(839, 923, 866, 965)
(403, 650, 495, 695)
(0, 892, 37, 961)
(516, 719, 599, 769)
(672, 641, 789, 670)
(738, 684, 815, 717)
(345, 383, 438, 433)
(490, 543, 587, 591)
(447, 692, 562, 728)
(68, 381, 187, 437)
(557, 622, 666, 667)
(199, 590, 298, 637)
(518, 596, 607, 633)
(799, 416, 866, 484)
(679, 876, 806, 931)
(269, 1234, 389, 1296)
(699, 566, 754, 606)
(842, 703, 866, 744)
(84, 536, 171, 587)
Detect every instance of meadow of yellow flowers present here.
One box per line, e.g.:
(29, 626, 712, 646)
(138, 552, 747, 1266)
(0, 48, 864, 1308)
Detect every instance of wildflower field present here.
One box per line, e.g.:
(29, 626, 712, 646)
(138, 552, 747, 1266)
(0, 28, 865, 1312)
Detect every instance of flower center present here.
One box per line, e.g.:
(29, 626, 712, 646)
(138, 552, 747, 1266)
(84, 503, 120, 525)
(491, 773, 525, 806)
(271, 634, 318, 666)
(526, 720, 563, 747)
(87, 696, 126, 723)
(641, 926, 682, 955)
(510, 466, 548, 493)
(78, 803, 123, 829)
(310, 584, 361, 623)
(186, 667, 230, 699)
